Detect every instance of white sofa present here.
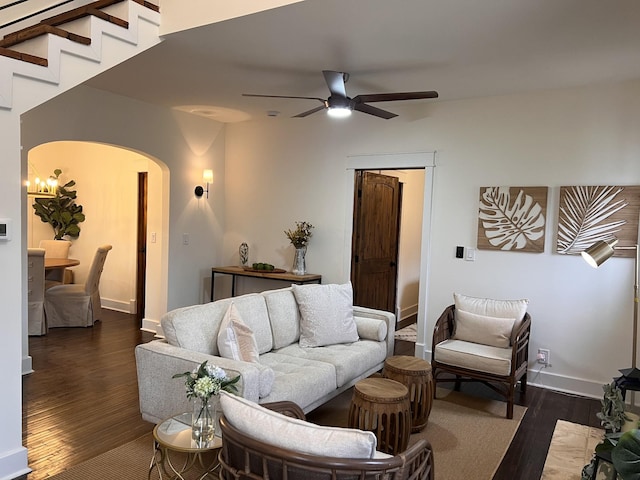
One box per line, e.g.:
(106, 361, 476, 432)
(135, 284, 396, 424)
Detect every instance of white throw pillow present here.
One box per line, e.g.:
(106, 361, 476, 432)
(219, 391, 377, 458)
(217, 303, 275, 397)
(217, 302, 259, 363)
(453, 309, 515, 348)
(453, 293, 528, 321)
(292, 283, 359, 347)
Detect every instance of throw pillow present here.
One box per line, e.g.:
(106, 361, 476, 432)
(453, 293, 528, 322)
(217, 302, 259, 363)
(453, 309, 515, 348)
(217, 303, 275, 398)
(219, 391, 377, 458)
(292, 282, 359, 347)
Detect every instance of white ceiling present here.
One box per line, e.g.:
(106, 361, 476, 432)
(84, 0, 640, 122)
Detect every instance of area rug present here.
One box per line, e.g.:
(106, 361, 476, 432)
(541, 420, 606, 480)
(48, 388, 525, 480)
(395, 323, 417, 342)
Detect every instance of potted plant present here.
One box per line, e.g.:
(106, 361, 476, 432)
(582, 382, 640, 480)
(32, 169, 85, 240)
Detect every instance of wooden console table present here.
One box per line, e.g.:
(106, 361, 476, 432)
(210, 266, 321, 301)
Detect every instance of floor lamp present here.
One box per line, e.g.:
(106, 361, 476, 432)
(582, 238, 640, 381)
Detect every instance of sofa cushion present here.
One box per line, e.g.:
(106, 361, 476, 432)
(161, 299, 233, 355)
(161, 293, 274, 355)
(453, 309, 515, 348)
(274, 340, 387, 388)
(217, 302, 259, 362)
(293, 283, 359, 347)
(257, 352, 337, 409)
(434, 339, 512, 376)
(262, 287, 301, 349)
(453, 293, 528, 338)
(220, 391, 377, 458)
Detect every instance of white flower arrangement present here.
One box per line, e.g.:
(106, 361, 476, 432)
(173, 360, 239, 401)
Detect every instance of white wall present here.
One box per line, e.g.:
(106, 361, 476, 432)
(224, 79, 640, 399)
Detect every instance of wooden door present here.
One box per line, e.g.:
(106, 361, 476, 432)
(135, 172, 148, 324)
(351, 171, 401, 313)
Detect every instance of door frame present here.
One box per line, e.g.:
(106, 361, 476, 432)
(344, 151, 436, 358)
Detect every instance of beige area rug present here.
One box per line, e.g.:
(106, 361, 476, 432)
(48, 388, 525, 480)
(395, 323, 417, 342)
(541, 420, 607, 480)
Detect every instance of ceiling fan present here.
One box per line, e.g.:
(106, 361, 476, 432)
(243, 70, 438, 119)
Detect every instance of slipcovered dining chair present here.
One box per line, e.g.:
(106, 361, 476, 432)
(28, 248, 47, 336)
(45, 245, 112, 328)
(431, 293, 531, 419)
(39, 239, 73, 284)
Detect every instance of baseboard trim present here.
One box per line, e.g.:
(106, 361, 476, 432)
(0, 447, 30, 480)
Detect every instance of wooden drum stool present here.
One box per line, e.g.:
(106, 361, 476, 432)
(348, 377, 411, 455)
(383, 355, 433, 432)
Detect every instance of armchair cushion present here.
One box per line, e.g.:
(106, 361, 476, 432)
(434, 339, 512, 376)
(293, 283, 359, 347)
(220, 391, 377, 458)
(453, 309, 515, 348)
(453, 293, 528, 341)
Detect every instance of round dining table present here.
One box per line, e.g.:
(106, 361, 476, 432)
(44, 258, 80, 270)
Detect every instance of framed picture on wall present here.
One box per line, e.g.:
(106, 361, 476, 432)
(477, 186, 548, 253)
(556, 185, 640, 256)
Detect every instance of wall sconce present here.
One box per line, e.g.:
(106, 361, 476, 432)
(195, 169, 214, 198)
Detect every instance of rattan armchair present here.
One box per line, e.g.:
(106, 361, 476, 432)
(218, 401, 435, 480)
(431, 304, 531, 419)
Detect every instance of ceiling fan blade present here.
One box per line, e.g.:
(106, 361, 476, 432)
(353, 91, 439, 103)
(243, 93, 325, 102)
(293, 105, 327, 118)
(322, 70, 347, 98)
(353, 103, 397, 120)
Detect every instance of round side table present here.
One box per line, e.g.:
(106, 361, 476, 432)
(348, 377, 411, 455)
(383, 355, 433, 432)
(150, 412, 222, 480)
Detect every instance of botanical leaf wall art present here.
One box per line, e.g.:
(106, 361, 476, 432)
(478, 186, 548, 253)
(556, 185, 640, 257)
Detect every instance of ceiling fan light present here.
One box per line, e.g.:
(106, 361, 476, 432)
(327, 106, 352, 118)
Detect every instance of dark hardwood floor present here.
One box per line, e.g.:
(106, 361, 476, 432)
(23, 314, 601, 480)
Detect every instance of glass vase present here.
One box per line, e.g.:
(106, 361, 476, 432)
(292, 246, 307, 275)
(192, 397, 214, 446)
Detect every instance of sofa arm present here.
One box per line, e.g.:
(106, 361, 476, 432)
(135, 340, 262, 424)
(353, 305, 396, 357)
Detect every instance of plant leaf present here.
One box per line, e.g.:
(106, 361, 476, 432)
(479, 187, 546, 251)
(557, 186, 627, 254)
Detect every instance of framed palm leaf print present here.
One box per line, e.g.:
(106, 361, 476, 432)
(477, 186, 548, 253)
(556, 185, 640, 257)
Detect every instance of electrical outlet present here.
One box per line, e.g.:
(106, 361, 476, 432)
(537, 348, 550, 366)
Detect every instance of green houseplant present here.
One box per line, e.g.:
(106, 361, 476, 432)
(582, 382, 640, 480)
(32, 169, 86, 240)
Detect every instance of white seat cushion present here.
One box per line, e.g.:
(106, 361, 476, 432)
(434, 339, 512, 376)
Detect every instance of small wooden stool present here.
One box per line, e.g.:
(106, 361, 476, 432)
(383, 355, 433, 432)
(348, 377, 411, 455)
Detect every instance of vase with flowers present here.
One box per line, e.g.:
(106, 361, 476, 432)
(284, 221, 314, 275)
(173, 360, 239, 446)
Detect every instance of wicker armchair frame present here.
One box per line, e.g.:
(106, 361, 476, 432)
(431, 304, 531, 419)
(218, 400, 435, 480)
